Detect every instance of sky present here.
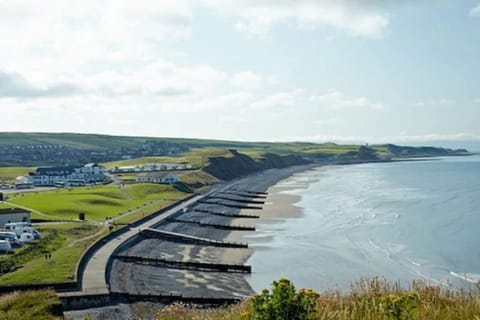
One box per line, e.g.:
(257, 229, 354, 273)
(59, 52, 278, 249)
(1, 0, 480, 147)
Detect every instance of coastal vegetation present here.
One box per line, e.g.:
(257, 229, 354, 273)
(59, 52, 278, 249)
(156, 278, 480, 320)
(0, 223, 104, 284)
(0, 289, 61, 320)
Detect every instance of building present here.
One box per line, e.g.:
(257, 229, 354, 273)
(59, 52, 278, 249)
(109, 163, 195, 173)
(135, 172, 180, 184)
(15, 176, 33, 189)
(0, 208, 30, 226)
(27, 163, 106, 186)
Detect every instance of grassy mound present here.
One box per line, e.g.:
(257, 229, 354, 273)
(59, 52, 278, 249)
(8, 184, 185, 221)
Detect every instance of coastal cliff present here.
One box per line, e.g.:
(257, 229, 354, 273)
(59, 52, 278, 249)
(203, 150, 309, 181)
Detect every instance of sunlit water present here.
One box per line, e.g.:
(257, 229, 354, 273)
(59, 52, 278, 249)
(246, 156, 480, 292)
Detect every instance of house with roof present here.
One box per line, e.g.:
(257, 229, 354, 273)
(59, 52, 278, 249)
(135, 172, 180, 184)
(27, 163, 106, 186)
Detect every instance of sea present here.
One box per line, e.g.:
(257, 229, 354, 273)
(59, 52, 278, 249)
(246, 155, 480, 292)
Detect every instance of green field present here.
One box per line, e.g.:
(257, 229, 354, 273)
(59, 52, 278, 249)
(302, 143, 361, 156)
(0, 222, 105, 285)
(7, 184, 186, 221)
(0, 167, 34, 185)
(0, 203, 15, 210)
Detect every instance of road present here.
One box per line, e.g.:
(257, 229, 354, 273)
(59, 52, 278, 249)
(79, 194, 203, 294)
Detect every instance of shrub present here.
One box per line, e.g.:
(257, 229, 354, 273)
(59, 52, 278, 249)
(250, 278, 319, 320)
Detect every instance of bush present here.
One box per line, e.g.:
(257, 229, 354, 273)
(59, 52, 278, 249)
(250, 278, 319, 320)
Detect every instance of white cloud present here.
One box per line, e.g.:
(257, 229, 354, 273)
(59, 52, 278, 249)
(277, 133, 480, 144)
(0, 70, 81, 98)
(250, 89, 305, 109)
(230, 71, 263, 90)
(410, 101, 426, 107)
(310, 91, 384, 110)
(473, 98, 480, 104)
(0, 0, 192, 79)
(202, 0, 389, 38)
(470, 3, 480, 17)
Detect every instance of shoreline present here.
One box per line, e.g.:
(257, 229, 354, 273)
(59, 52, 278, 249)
(103, 164, 320, 303)
(67, 155, 479, 319)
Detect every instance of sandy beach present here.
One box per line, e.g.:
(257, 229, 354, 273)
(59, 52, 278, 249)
(67, 164, 319, 319)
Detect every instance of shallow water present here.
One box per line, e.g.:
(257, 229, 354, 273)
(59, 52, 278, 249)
(246, 156, 480, 292)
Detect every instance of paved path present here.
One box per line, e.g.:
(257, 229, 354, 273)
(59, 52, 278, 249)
(80, 195, 203, 294)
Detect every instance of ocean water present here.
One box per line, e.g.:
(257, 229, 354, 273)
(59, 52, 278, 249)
(246, 155, 480, 292)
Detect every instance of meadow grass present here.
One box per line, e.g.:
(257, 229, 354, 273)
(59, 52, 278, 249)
(7, 183, 185, 221)
(0, 203, 15, 210)
(0, 222, 105, 285)
(114, 199, 180, 224)
(156, 278, 480, 320)
(103, 148, 234, 169)
(176, 170, 219, 186)
(0, 167, 34, 185)
(302, 144, 361, 156)
(0, 290, 61, 320)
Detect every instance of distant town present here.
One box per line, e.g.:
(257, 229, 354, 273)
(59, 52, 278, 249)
(0, 140, 189, 167)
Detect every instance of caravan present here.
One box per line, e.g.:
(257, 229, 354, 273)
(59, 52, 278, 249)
(0, 240, 13, 253)
(19, 233, 35, 243)
(4, 222, 41, 242)
(0, 231, 22, 247)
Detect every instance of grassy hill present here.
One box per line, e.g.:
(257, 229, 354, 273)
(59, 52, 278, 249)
(6, 184, 186, 221)
(0, 132, 314, 151)
(0, 132, 470, 169)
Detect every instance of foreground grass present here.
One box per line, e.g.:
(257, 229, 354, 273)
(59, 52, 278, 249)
(7, 183, 185, 221)
(0, 290, 61, 320)
(0, 223, 104, 285)
(156, 278, 480, 320)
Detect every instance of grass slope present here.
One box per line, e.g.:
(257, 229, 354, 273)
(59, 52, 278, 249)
(7, 184, 185, 221)
(0, 132, 318, 153)
(0, 290, 61, 320)
(0, 223, 104, 285)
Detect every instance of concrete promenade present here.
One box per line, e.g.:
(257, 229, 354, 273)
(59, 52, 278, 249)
(79, 195, 203, 294)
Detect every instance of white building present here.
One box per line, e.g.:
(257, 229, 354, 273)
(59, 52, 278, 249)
(136, 172, 180, 184)
(15, 176, 33, 189)
(27, 163, 106, 186)
(110, 163, 195, 173)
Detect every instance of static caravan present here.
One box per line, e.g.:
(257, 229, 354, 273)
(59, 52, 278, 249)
(0, 240, 13, 253)
(0, 231, 22, 246)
